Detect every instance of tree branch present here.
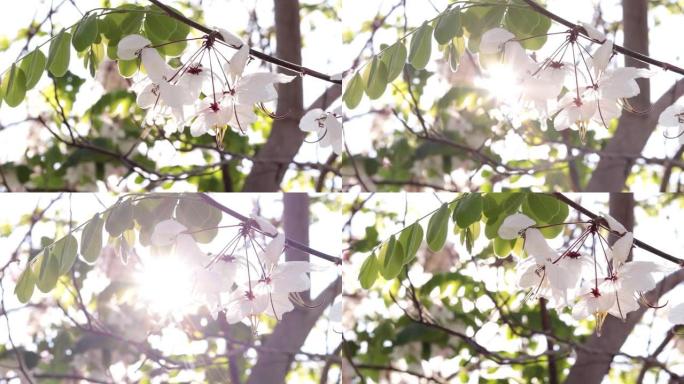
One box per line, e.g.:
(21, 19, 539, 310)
(198, 193, 341, 264)
(519, 0, 684, 76)
(146, 0, 342, 84)
(551, 192, 684, 265)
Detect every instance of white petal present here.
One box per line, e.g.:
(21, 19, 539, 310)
(136, 83, 158, 109)
(498, 213, 535, 239)
(264, 292, 295, 319)
(117, 34, 151, 60)
(217, 28, 244, 47)
(251, 214, 277, 236)
(299, 108, 326, 133)
(581, 22, 606, 42)
(592, 40, 613, 76)
(524, 228, 556, 264)
(175, 234, 205, 260)
(658, 104, 684, 128)
(480, 28, 515, 55)
(141, 48, 174, 83)
(261, 233, 285, 267)
(229, 44, 250, 80)
(600, 212, 627, 234)
(668, 302, 684, 324)
(151, 219, 188, 246)
(609, 232, 633, 267)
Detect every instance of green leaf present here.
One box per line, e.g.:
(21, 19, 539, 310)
(343, 72, 365, 109)
(81, 213, 104, 263)
(176, 196, 222, 243)
(117, 59, 138, 78)
(14, 267, 36, 303)
(151, 20, 189, 57)
(53, 234, 78, 275)
(105, 200, 134, 237)
(380, 236, 404, 280)
(540, 201, 569, 239)
(34, 251, 60, 293)
(358, 252, 379, 289)
(144, 6, 178, 41)
(363, 57, 388, 100)
(409, 22, 433, 69)
(504, 4, 540, 37)
(399, 223, 423, 263)
(493, 237, 512, 257)
(453, 193, 483, 228)
(72, 14, 99, 52)
(448, 42, 460, 71)
(1, 64, 26, 107)
(47, 29, 72, 77)
(380, 42, 407, 82)
(19, 48, 46, 90)
(434, 8, 462, 45)
(426, 203, 450, 251)
(525, 194, 560, 223)
(120, 12, 144, 36)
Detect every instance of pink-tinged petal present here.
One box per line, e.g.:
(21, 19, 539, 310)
(480, 28, 515, 54)
(151, 219, 187, 246)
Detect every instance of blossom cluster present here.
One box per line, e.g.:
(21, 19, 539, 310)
(149, 213, 313, 326)
(480, 24, 651, 140)
(498, 212, 670, 334)
(117, 29, 343, 153)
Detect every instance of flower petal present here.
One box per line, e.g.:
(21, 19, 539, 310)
(117, 34, 151, 60)
(498, 213, 535, 239)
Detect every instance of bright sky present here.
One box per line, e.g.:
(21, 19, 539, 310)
(345, 193, 684, 383)
(341, 0, 684, 193)
(0, 193, 342, 382)
(0, 0, 344, 191)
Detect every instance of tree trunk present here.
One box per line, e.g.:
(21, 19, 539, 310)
(586, 0, 650, 192)
(564, 193, 664, 384)
(246, 193, 341, 383)
(242, 0, 305, 192)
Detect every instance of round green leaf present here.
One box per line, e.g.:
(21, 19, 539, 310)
(380, 236, 404, 280)
(54, 234, 78, 275)
(34, 251, 60, 293)
(399, 223, 423, 263)
(151, 21, 189, 57)
(19, 49, 46, 90)
(81, 213, 104, 263)
(448, 42, 460, 72)
(118, 59, 139, 78)
(1, 64, 26, 108)
(358, 252, 379, 289)
(380, 42, 407, 82)
(409, 22, 433, 70)
(176, 197, 222, 243)
(47, 29, 72, 77)
(434, 8, 462, 45)
(144, 6, 178, 41)
(426, 203, 450, 251)
(525, 194, 560, 223)
(493, 237, 513, 257)
(72, 14, 99, 52)
(105, 200, 134, 237)
(453, 193, 483, 228)
(14, 267, 36, 304)
(343, 72, 365, 109)
(363, 57, 388, 100)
